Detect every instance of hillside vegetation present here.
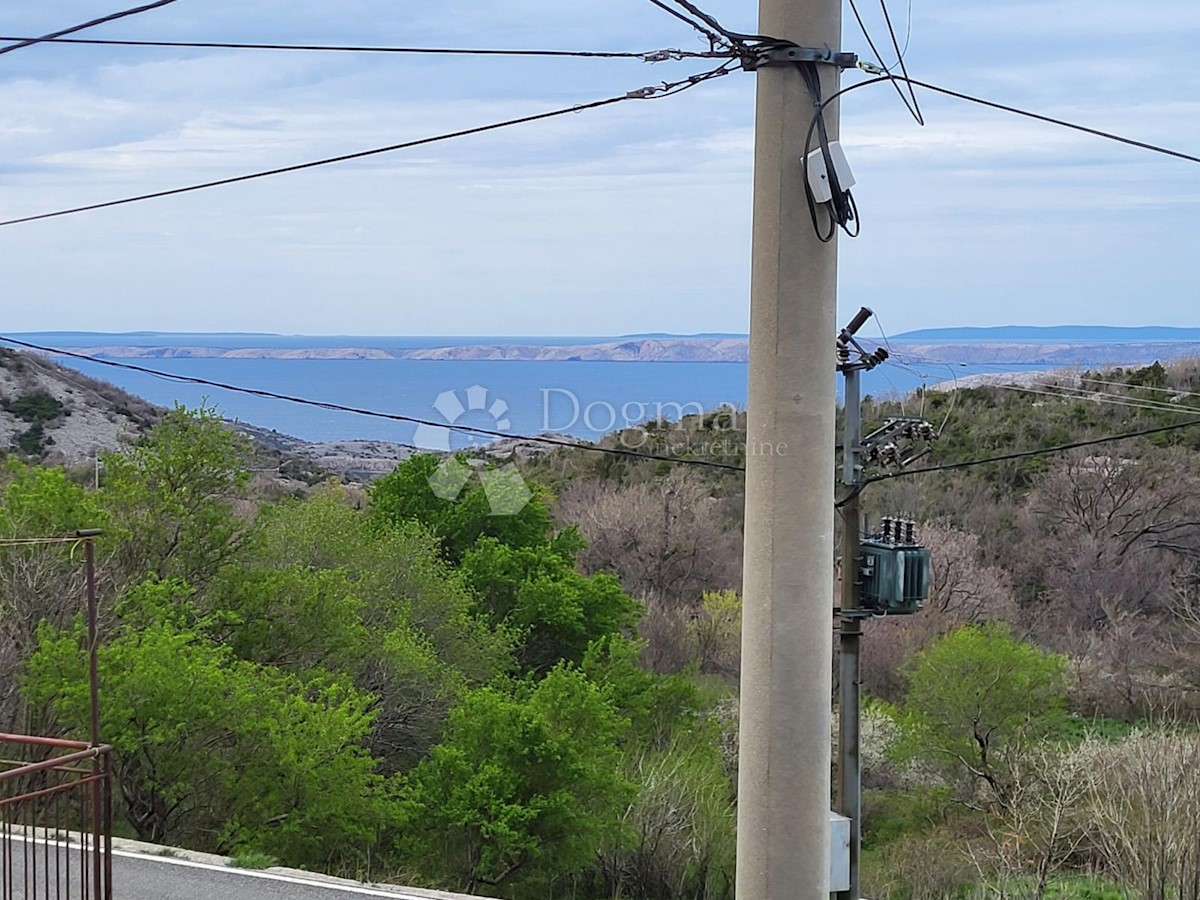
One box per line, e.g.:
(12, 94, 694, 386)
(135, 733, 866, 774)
(4, 358, 1200, 898)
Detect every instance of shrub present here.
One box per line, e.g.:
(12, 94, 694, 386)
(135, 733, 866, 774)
(399, 668, 632, 896)
(594, 737, 735, 900)
(2, 391, 65, 425)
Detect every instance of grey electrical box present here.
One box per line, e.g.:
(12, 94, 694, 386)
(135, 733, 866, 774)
(860, 540, 930, 615)
(829, 811, 850, 892)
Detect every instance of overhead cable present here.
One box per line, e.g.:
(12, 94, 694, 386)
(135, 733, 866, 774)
(993, 382, 1200, 418)
(644, 0, 730, 49)
(0, 62, 734, 228)
(865, 418, 1200, 484)
(0, 0, 180, 57)
(1076, 375, 1200, 402)
(0, 34, 730, 61)
(846, 0, 922, 123)
(824, 75, 1200, 167)
(663, 0, 774, 46)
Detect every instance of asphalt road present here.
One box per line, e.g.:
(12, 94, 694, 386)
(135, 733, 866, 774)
(6, 837, 477, 900)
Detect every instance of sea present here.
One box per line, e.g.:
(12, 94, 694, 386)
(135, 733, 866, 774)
(44, 345, 1044, 450)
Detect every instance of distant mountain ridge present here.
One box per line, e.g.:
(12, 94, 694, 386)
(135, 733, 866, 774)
(9, 327, 1200, 365)
(894, 325, 1200, 342)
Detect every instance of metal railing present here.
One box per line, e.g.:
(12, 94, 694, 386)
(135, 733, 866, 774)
(0, 734, 113, 900)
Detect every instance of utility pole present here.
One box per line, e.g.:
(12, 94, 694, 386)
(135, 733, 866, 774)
(834, 315, 934, 899)
(836, 307, 877, 900)
(737, 0, 843, 896)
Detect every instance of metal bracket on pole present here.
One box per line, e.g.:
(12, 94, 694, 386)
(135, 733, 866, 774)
(742, 43, 858, 71)
(834, 607, 874, 621)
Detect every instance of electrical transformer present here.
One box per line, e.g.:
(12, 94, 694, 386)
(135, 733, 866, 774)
(858, 517, 930, 615)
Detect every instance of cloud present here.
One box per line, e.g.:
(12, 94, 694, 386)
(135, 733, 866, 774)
(0, 0, 1197, 333)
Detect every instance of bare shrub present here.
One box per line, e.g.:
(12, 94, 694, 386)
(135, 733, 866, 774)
(638, 601, 693, 675)
(968, 744, 1090, 900)
(596, 741, 735, 900)
(1076, 730, 1200, 900)
(557, 471, 742, 610)
(0, 544, 87, 732)
(1064, 599, 1183, 721)
(688, 590, 741, 680)
(863, 827, 981, 900)
(1022, 450, 1200, 631)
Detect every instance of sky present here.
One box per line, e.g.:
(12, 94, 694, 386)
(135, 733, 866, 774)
(1, 0, 1198, 336)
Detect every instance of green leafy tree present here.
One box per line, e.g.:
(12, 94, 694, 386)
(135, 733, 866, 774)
(896, 623, 1068, 808)
(0, 460, 106, 537)
(0, 463, 109, 729)
(581, 634, 703, 749)
(24, 619, 387, 868)
(400, 667, 633, 895)
(370, 454, 554, 561)
(100, 404, 250, 587)
(214, 485, 513, 768)
(461, 537, 640, 671)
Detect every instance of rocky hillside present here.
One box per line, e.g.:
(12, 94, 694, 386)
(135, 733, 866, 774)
(0, 348, 159, 465)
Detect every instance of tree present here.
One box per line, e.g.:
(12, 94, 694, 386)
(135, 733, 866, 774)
(400, 667, 633, 895)
(210, 484, 515, 769)
(371, 455, 554, 561)
(581, 634, 703, 749)
(100, 404, 250, 589)
(460, 537, 640, 671)
(1023, 449, 1200, 629)
(896, 623, 1068, 809)
(1076, 730, 1200, 900)
(24, 618, 387, 869)
(0, 462, 107, 730)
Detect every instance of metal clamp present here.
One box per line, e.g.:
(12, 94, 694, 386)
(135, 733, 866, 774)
(744, 43, 858, 71)
(833, 607, 875, 621)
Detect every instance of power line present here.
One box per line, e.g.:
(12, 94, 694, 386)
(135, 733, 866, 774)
(665, 0, 773, 46)
(826, 74, 1200, 167)
(0, 0, 180, 57)
(1078, 375, 1200, 402)
(881, 348, 1200, 416)
(641, 0, 776, 54)
(0, 336, 747, 473)
(883, 0, 913, 70)
(846, 0, 922, 123)
(0, 34, 729, 61)
(996, 381, 1200, 418)
(884, 349, 1200, 400)
(0, 62, 733, 229)
(644, 0, 730, 49)
(865, 417, 1200, 484)
(881, 353, 1200, 430)
(879, 0, 921, 123)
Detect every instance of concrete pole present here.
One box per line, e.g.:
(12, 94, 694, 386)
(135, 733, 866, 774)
(838, 365, 863, 900)
(736, 0, 842, 896)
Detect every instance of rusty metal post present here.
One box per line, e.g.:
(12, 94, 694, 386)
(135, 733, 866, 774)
(102, 755, 112, 900)
(80, 532, 103, 900)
